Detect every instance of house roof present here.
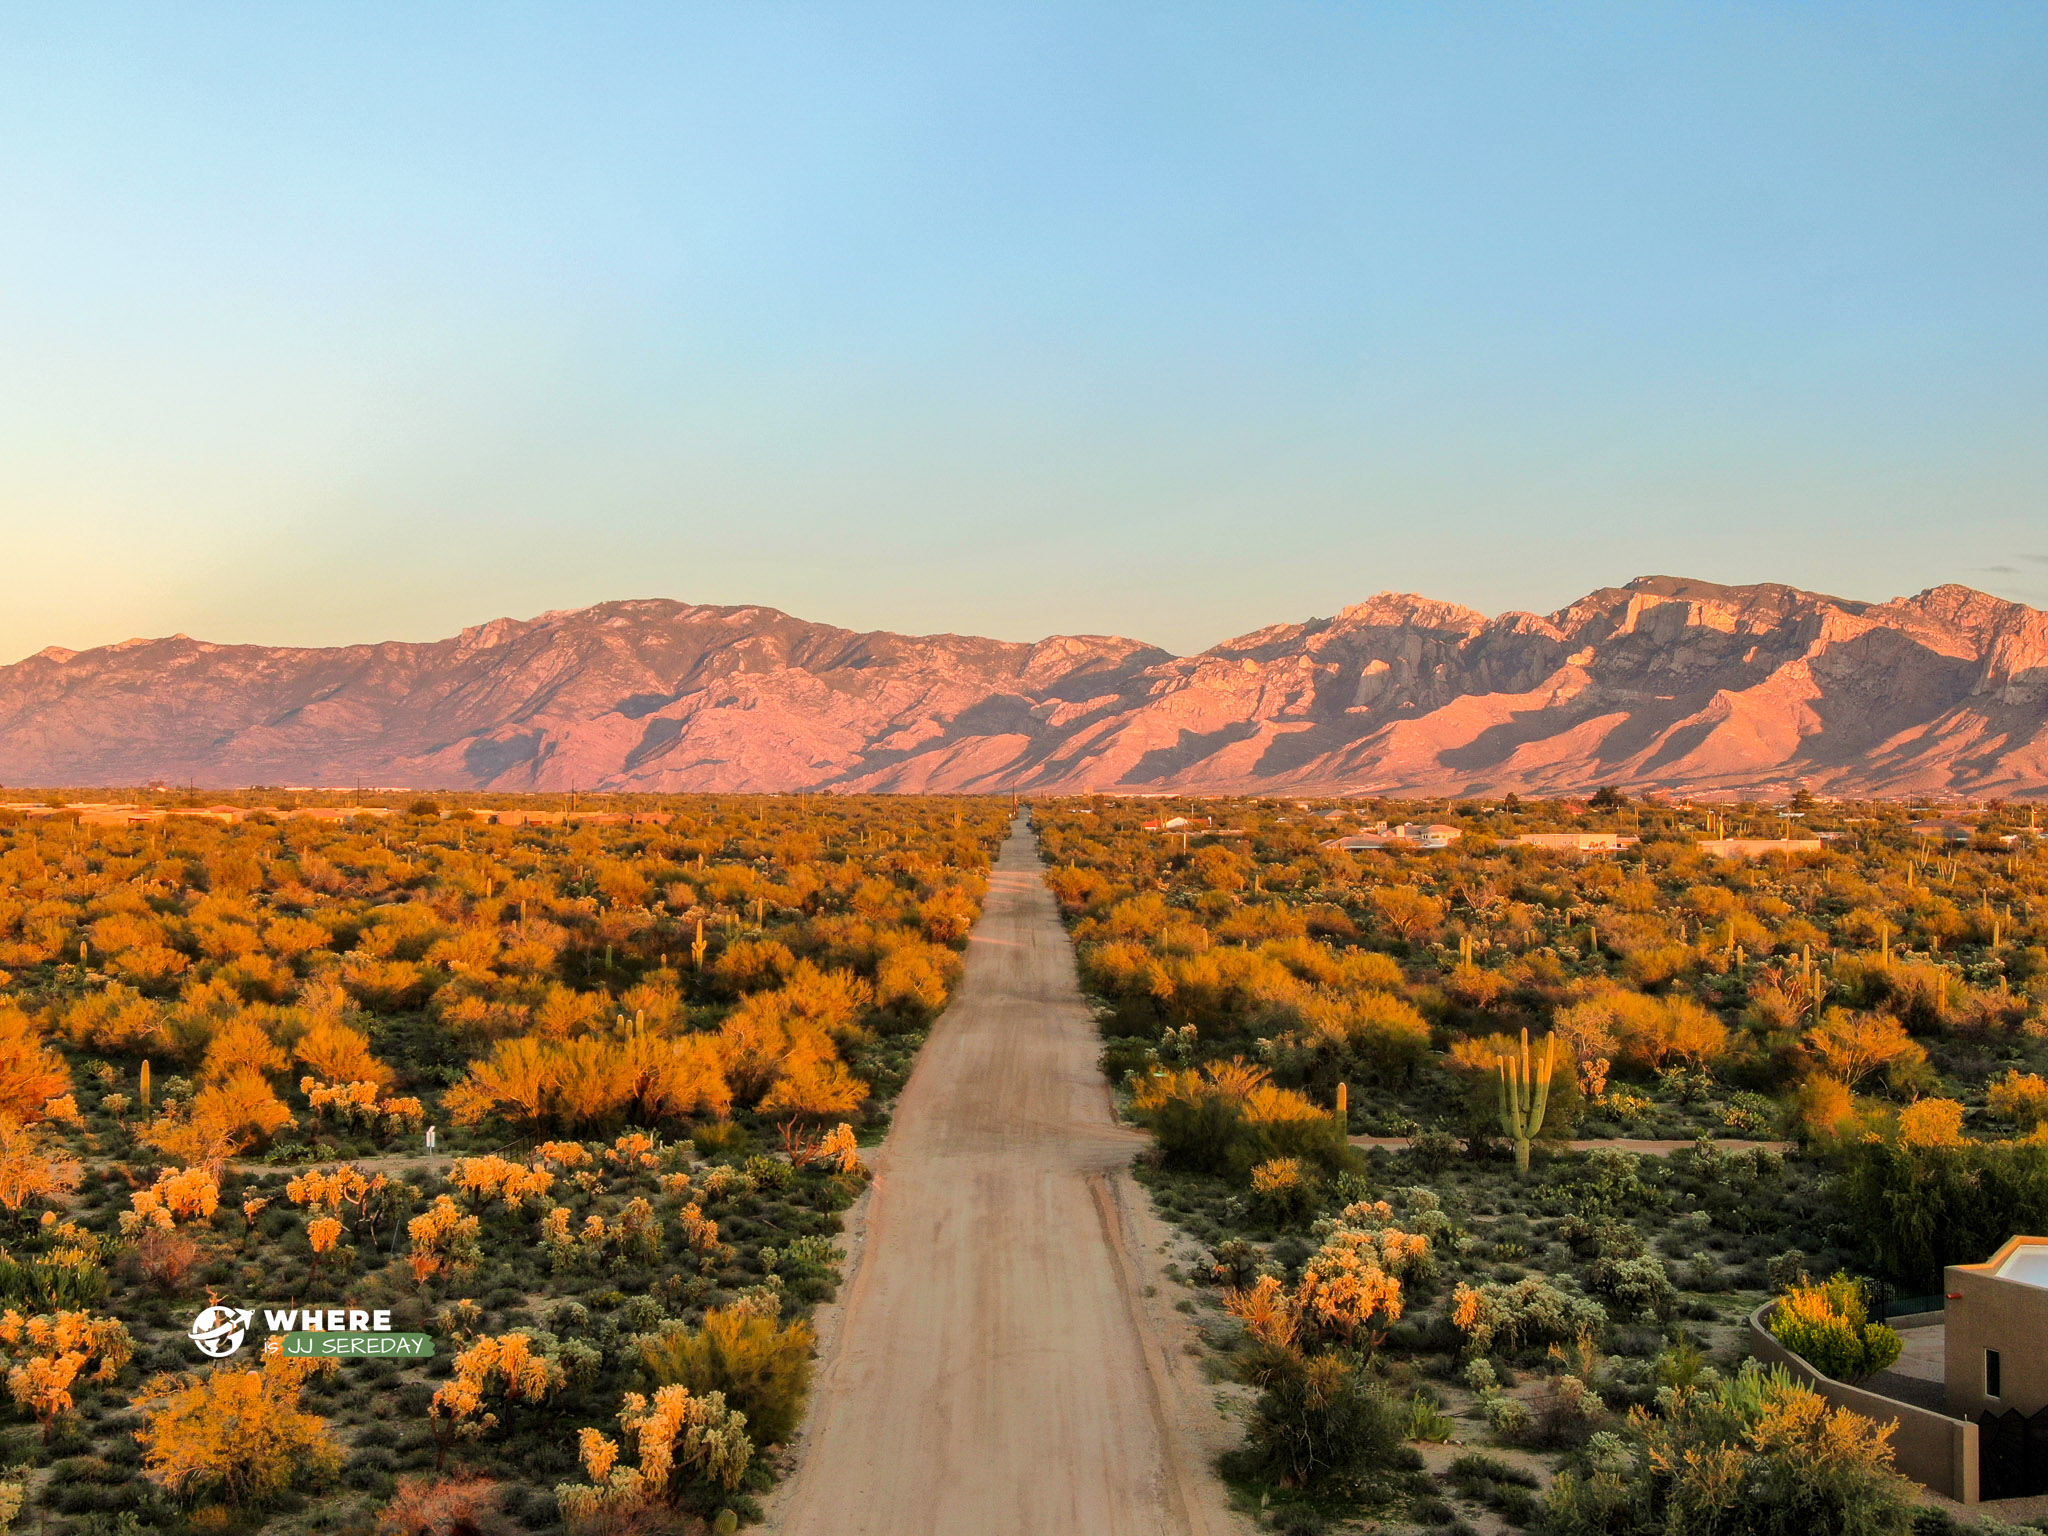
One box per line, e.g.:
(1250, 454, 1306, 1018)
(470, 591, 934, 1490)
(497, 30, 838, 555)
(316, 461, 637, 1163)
(1952, 1234, 2048, 1289)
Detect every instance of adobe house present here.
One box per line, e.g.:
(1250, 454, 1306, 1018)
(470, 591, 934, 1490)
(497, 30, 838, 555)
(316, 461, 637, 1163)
(1909, 818, 1977, 843)
(1515, 831, 1640, 852)
(1946, 1236, 2048, 1416)
(1695, 836, 1825, 858)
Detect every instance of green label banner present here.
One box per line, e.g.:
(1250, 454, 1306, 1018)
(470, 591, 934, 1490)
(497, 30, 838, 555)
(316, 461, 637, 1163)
(280, 1332, 435, 1358)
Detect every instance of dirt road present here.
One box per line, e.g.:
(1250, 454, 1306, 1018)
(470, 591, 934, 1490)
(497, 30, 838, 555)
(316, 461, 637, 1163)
(768, 816, 1242, 1536)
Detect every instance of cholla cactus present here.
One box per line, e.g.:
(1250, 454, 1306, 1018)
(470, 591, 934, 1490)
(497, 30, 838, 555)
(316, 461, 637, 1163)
(555, 1384, 752, 1524)
(1497, 1028, 1557, 1176)
(120, 1168, 218, 1234)
(406, 1195, 481, 1285)
(448, 1155, 554, 1211)
(538, 1207, 577, 1271)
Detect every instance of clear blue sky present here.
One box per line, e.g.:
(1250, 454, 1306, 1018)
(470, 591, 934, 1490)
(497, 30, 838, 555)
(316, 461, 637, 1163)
(1, 3, 2042, 661)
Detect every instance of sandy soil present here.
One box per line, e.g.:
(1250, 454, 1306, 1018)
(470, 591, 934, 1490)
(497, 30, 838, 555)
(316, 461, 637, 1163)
(766, 816, 1249, 1536)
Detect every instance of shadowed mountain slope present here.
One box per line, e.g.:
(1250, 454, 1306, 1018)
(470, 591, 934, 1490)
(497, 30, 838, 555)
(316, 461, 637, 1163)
(4, 580, 2045, 796)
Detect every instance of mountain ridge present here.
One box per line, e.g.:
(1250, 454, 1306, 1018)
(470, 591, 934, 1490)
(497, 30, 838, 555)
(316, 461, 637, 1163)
(3, 577, 2045, 797)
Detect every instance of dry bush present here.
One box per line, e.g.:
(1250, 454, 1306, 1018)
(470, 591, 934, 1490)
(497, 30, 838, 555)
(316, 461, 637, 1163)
(378, 1474, 511, 1536)
(560, 1498, 706, 1536)
(133, 1228, 203, 1292)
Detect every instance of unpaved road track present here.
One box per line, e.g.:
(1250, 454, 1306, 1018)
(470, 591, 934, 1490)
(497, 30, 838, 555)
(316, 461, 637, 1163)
(769, 816, 1241, 1536)
(1349, 1135, 1792, 1156)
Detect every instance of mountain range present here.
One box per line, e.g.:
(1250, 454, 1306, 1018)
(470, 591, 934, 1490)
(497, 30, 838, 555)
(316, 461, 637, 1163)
(3, 576, 2045, 798)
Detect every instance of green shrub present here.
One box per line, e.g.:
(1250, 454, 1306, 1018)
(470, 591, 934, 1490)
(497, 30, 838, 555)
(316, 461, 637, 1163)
(1838, 1138, 2048, 1287)
(1537, 1364, 1915, 1536)
(1721, 1091, 1778, 1137)
(1569, 1148, 1651, 1217)
(1134, 1061, 1356, 1180)
(1563, 1215, 1646, 1260)
(1240, 1112, 1356, 1181)
(642, 1307, 815, 1446)
(1537, 1467, 1635, 1534)
(1448, 1453, 1544, 1523)
(0, 1254, 107, 1309)
(1143, 1089, 1245, 1175)
(1481, 1393, 1531, 1440)
(1768, 1275, 1902, 1381)
(1407, 1129, 1461, 1173)
(1232, 1350, 1414, 1493)
(1248, 1157, 1324, 1226)
(762, 1234, 843, 1281)
(743, 1154, 796, 1192)
(1533, 1371, 1606, 1449)
(1406, 1393, 1457, 1443)
(692, 1122, 754, 1160)
(1685, 1250, 1726, 1293)
(1448, 1452, 1539, 1490)
(1767, 1250, 1810, 1291)
(1451, 1277, 1607, 1357)
(1585, 1255, 1676, 1322)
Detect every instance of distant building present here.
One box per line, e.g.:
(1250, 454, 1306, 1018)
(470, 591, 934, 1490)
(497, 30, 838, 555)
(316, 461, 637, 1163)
(470, 807, 652, 827)
(2, 801, 409, 827)
(1697, 837, 1823, 858)
(71, 803, 156, 827)
(1909, 819, 1976, 843)
(1322, 822, 1462, 852)
(1401, 823, 1463, 849)
(1515, 831, 1639, 853)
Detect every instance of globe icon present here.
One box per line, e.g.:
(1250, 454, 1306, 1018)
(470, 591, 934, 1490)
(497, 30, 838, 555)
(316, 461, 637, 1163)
(188, 1305, 252, 1359)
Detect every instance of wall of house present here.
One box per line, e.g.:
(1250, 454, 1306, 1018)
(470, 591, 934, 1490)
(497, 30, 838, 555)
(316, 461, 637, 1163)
(1747, 1304, 1979, 1504)
(1944, 1262, 2048, 1417)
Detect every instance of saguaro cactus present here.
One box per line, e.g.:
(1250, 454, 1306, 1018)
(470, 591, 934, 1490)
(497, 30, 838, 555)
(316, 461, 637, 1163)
(1497, 1028, 1557, 1177)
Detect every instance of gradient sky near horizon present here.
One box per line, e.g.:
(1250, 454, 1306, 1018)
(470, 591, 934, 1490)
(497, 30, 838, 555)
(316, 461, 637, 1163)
(2, 3, 2044, 663)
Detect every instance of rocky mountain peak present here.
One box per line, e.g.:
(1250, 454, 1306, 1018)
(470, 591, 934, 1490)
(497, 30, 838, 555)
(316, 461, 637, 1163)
(0, 578, 2041, 797)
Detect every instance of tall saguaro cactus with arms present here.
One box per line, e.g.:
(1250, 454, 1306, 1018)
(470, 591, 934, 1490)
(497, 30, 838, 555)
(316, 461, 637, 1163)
(1497, 1028, 1557, 1177)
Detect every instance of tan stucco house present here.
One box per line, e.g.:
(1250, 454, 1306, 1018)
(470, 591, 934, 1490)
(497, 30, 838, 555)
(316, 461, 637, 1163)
(1946, 1236, 2048, 1417)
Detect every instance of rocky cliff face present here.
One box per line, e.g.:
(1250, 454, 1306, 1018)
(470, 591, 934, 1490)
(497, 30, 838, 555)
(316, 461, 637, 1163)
(4, 578, 2045, 796)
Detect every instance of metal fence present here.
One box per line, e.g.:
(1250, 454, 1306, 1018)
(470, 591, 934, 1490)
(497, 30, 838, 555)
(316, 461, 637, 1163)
(1980, 1406, 2048, 1501)
(1876, 1292, 1946, 1322)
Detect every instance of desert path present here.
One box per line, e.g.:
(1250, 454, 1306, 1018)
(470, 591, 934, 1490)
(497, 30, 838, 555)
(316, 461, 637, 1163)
(768, 815, 1241, 1536)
